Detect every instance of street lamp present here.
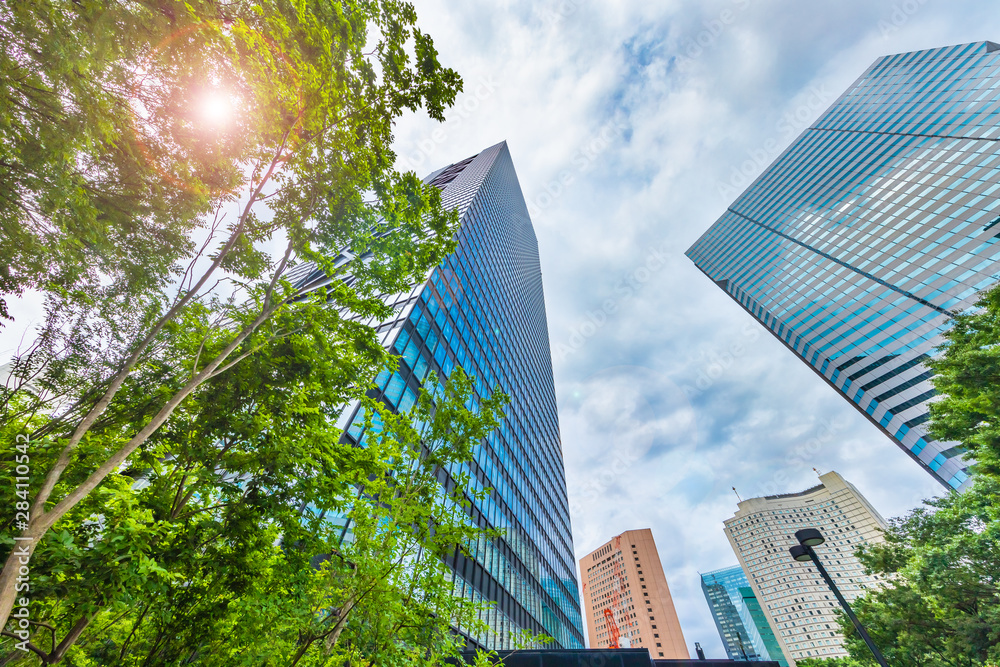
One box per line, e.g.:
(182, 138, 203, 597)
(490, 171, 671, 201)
(788, 529, 890, 667)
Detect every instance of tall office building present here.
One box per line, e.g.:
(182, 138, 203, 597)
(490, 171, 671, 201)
(740, 584, 788, 666)
(295, 142, 585, 649)
(701, 565, 786, 664)
(579, 529, 688, 659)
(725, 471, 887, 664)
(686, 42, 1000, 491)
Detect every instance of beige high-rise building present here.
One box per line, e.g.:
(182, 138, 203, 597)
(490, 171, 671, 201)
(579, 528, 688, 659)
(725, 471, 888, 665)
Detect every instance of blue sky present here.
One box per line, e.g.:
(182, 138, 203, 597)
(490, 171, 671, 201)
(391, 0, 1000, 656)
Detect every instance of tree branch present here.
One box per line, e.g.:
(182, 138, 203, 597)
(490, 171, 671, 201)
(0, 115, 306, 630)
(0, 632, 49, 662)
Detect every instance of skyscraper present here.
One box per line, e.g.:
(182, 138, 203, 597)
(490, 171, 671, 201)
(725, 471, 887, 664)
(579, 529, 688, 659)
(701, 565, 786, 664)
(296, 142, 585, 649)
(740, 585, 787, 666)
(686, 41, 1000, 490)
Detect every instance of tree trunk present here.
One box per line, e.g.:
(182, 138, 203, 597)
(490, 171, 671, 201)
(47, 615, 91, 664)
(0, 537, 39, 640)
(323, 596, 356, 654)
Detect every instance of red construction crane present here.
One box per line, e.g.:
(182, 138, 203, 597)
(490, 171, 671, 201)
(608, 536, 634, 647)
(603, 608, 620, 648)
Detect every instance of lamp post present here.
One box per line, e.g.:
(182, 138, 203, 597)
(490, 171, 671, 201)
(788, 528, 890, 667)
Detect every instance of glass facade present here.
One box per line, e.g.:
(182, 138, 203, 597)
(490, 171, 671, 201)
(307, 142, 585, 649)
(687, 41, 1000, 490)
(701, 566, 784, 664)
(739, 587, 786, 667)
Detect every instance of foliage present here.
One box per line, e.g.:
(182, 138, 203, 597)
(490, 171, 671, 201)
(0, 0, 207, 322)
(819, 284, 1000, 667)
(832, 475, 1000, 667)
(1, 297, 383, 661)
(1, 366, 516, 665)
(0, 0, 476, 664)
(797, 657, 865, 667)
(928, 282, 1000, 478)
(0, 0, 462, 322)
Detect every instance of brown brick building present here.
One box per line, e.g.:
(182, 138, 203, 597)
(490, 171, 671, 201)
(579, 529, 688, 659)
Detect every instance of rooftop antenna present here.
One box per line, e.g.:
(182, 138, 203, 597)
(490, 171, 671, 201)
(813, 467, 821, 476)
(732, 487, 743, 503)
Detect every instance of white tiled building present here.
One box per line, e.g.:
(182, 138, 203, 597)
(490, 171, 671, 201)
(725, 471, 887, 665)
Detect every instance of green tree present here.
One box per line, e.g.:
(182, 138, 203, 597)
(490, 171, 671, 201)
(811, 284, 1000, 667)
(2, 366, 523, 664)
(179, 370, 511, 667)
(830, 476, 1000, 667)
(1, 297, 389, 661)
(0, 0, 461, 323)
(927, 282, 1000, 478)
(797, 657, 865, 667)
(0, 0, 462, 633)
(0, 1, 210, 323)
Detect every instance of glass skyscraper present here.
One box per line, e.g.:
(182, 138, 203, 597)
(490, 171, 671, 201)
(740, 586, 786, 667)
(298, 141, 585, 649)
(701, 566, 785, 664)
(687, 41, 1000, 490)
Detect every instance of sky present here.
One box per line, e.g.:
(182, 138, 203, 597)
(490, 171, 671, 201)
(389, 0, 1000, 656)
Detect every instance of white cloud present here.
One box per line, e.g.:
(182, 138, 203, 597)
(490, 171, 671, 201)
(394, 0, 997, 655)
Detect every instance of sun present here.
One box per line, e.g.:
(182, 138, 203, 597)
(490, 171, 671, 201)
(198, 91, 232, 127)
